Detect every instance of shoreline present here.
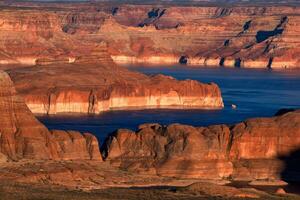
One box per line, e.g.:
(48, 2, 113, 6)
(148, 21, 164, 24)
(25, 96, 224, 115)
(112, 55, 299, 69)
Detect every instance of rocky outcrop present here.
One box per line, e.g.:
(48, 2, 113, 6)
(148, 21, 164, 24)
(102, 109, 300, 181)
(0, 71, 102, 161)
(8, 62, 223, 114)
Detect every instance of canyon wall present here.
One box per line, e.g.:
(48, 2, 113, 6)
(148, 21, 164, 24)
(97, 5, 300, 69)
(8, 63, 223, 114)
(102, 109, 300, 181)
(0, 70, 102, 161)
(0, 3, 299, 69)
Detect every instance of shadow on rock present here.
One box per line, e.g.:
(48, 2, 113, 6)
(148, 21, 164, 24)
(279, 148, 300, 183)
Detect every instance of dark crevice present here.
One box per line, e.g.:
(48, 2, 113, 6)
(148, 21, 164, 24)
(245, 43, 254, 49)
(256, 16, 287, 43)
(179, 56, 188, 65)
(139, 8, 166, 28)
(148, 8, 160, 18)
(263, 41, 272, 54)
(226, 131, 234, 158)
(256, 29, 284, 43)
(111, 7, 119, 16)
(276, 16, 288, 29)
(224, 39, 230, 47)
(219, 57, 225, 66)
(243, 20, 252, 32)
(88, 90, 97, 114)
(234, 58, 242, 68)
(159, 9, 166, 18)
(267, 57, 273, 69)
(215, 7, 232, 18)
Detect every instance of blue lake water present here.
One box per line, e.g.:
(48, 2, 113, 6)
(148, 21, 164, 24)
(38, 65, 300, 142)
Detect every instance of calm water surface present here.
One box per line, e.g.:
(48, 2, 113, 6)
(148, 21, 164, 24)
(38, 65, 300, 141)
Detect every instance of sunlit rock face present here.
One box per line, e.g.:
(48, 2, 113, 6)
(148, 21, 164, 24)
(0, 3, 299, 69)
(103, 110, 300, 181)
(0, 71, 102, 161)
(8, 62, 223, 114)
(100, 6, 300, 69)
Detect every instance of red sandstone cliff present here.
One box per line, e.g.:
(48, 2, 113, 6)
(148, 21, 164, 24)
(0, 3, 299, 69)
(7, 62, 223, 114)
(0, 71, 102, 161)
(102, 110, 300, 181)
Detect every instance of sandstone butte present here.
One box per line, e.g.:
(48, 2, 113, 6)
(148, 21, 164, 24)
(0, 71, 102, 162)
(0, 2, 300, 69)
(7, 61, 223, 114)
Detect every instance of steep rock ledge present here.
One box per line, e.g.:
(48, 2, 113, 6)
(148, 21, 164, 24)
(102, 109, 300, 181)
(8, 63, 223, 114)
(0, 71, 102, 161)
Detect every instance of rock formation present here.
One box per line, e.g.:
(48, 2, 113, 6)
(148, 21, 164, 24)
(7, 62, 223, 114)
(0, 3, 299, 69)
(102, 109, 300, 181)
(0, 71, 102, 161)
(0, 3, 224, 114)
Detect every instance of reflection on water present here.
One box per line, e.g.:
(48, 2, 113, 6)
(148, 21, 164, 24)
(38, 66, 300, 141)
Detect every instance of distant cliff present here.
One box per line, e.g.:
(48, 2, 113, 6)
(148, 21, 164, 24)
(0, 3, 299, 69)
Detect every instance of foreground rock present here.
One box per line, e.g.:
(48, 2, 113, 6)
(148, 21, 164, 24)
(0, 2, 300, 69)
(0, 71, 101, 161)
(0, 160, 297, 199)
(103, 109, 300, 181)
(8, 62, 223, 114)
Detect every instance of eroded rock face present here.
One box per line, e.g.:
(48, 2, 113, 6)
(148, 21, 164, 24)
(0, 71, 102, 161)
(103, 110, 300, 181)
(99, 5, 300, 69)
(8, 63, 223, 114)
(0, 3, 299, 69)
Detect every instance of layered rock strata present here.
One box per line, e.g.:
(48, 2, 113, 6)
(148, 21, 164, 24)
(103, 109, 300, 181)
(8, 62, 223, 114)
(0, 3, 299, 69)
(0, 71, 102, 161)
